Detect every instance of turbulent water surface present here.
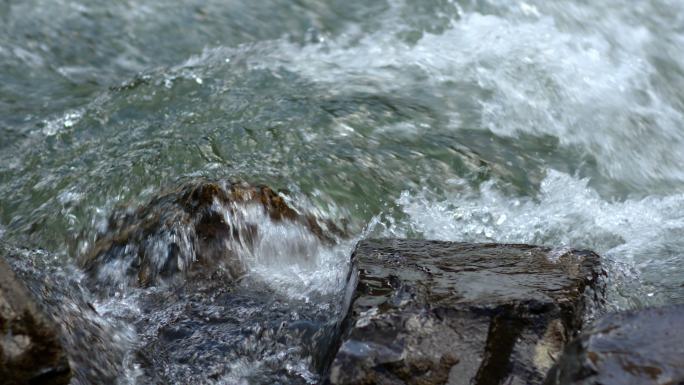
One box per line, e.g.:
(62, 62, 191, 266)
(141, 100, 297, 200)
(2, 0, 684, 383)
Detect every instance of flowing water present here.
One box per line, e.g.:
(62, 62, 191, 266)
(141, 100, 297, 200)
(2, 0, 684, 383)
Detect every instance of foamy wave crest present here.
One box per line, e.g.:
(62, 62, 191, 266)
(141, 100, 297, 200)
(380, 170, 684, 307)
(240, 0, 684, 191)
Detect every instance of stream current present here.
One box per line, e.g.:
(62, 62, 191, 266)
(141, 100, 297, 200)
(2, 0, 684, 383)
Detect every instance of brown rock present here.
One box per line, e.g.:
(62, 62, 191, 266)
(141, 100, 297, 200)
(329, 239, 604, 385)
(81, 180, 343, 294)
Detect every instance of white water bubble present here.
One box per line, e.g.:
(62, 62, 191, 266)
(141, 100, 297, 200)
(42, 110, 82, 136)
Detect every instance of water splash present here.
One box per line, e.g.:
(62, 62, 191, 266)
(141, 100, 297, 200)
(249, 0, 684, 193)
(375, 170, 684, 308)
(81, 180, 347, 295)
(72, 180, 353, 383)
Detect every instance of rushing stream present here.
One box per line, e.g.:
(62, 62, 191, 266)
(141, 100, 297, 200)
(2, 0, 684, 383)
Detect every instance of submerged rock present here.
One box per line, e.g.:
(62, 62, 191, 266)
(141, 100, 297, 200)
(2, 231, 349, 385)
(329, 239, 604, 385)
(72, 180, 350, 383)
(129, 276, 348, 384)
(544, 304, 684, 385)
(0, 253, 71, 385)
(82, 180, 343, 294)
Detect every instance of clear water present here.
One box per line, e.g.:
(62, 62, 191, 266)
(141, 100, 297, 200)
(2, 0, 684, 382)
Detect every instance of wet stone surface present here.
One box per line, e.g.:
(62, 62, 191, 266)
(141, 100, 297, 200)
(329, 239, 604, 385)
(76, 180, 349, 384)
(82, 179, 343, 296)
(2, 245, 135, 385)
(128, 276, 346, 384)
(0, 251, 71, 385)
(3, 217, 348, 385)
(544, 304, 684, 385)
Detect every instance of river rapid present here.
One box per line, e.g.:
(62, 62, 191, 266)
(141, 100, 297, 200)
(2, 0, 684, 383)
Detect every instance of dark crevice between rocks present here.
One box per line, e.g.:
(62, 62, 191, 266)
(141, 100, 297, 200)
(315, 268, 359, 377)
(473, 306, 526, 385)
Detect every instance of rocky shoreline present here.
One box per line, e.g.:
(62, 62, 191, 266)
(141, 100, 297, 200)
(2, 182, 683, 384)
(4, 239, 683, 384)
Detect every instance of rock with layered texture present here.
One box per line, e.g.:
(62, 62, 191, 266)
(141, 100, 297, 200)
(329, 239, 604, 385)
(0, 254, 71, 385)
(544, 304, 684, 385)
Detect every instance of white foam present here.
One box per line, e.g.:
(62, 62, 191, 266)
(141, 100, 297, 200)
(41, 110, 83, 136)
(223, 0, 684, 190)
(378, 169, 684, 307)
(236, 204, 353, 301)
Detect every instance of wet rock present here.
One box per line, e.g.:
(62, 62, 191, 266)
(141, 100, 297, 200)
(329, 239, 604, 385)
(2, 245, 136, 385)
(73, 180, 351, 383)
(82, 180, 343, 294)
(3, 239, 350, 385)
(130, 277, 347, 384)
(0, 252, 71, 385)
(544, 304, 684, 385)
